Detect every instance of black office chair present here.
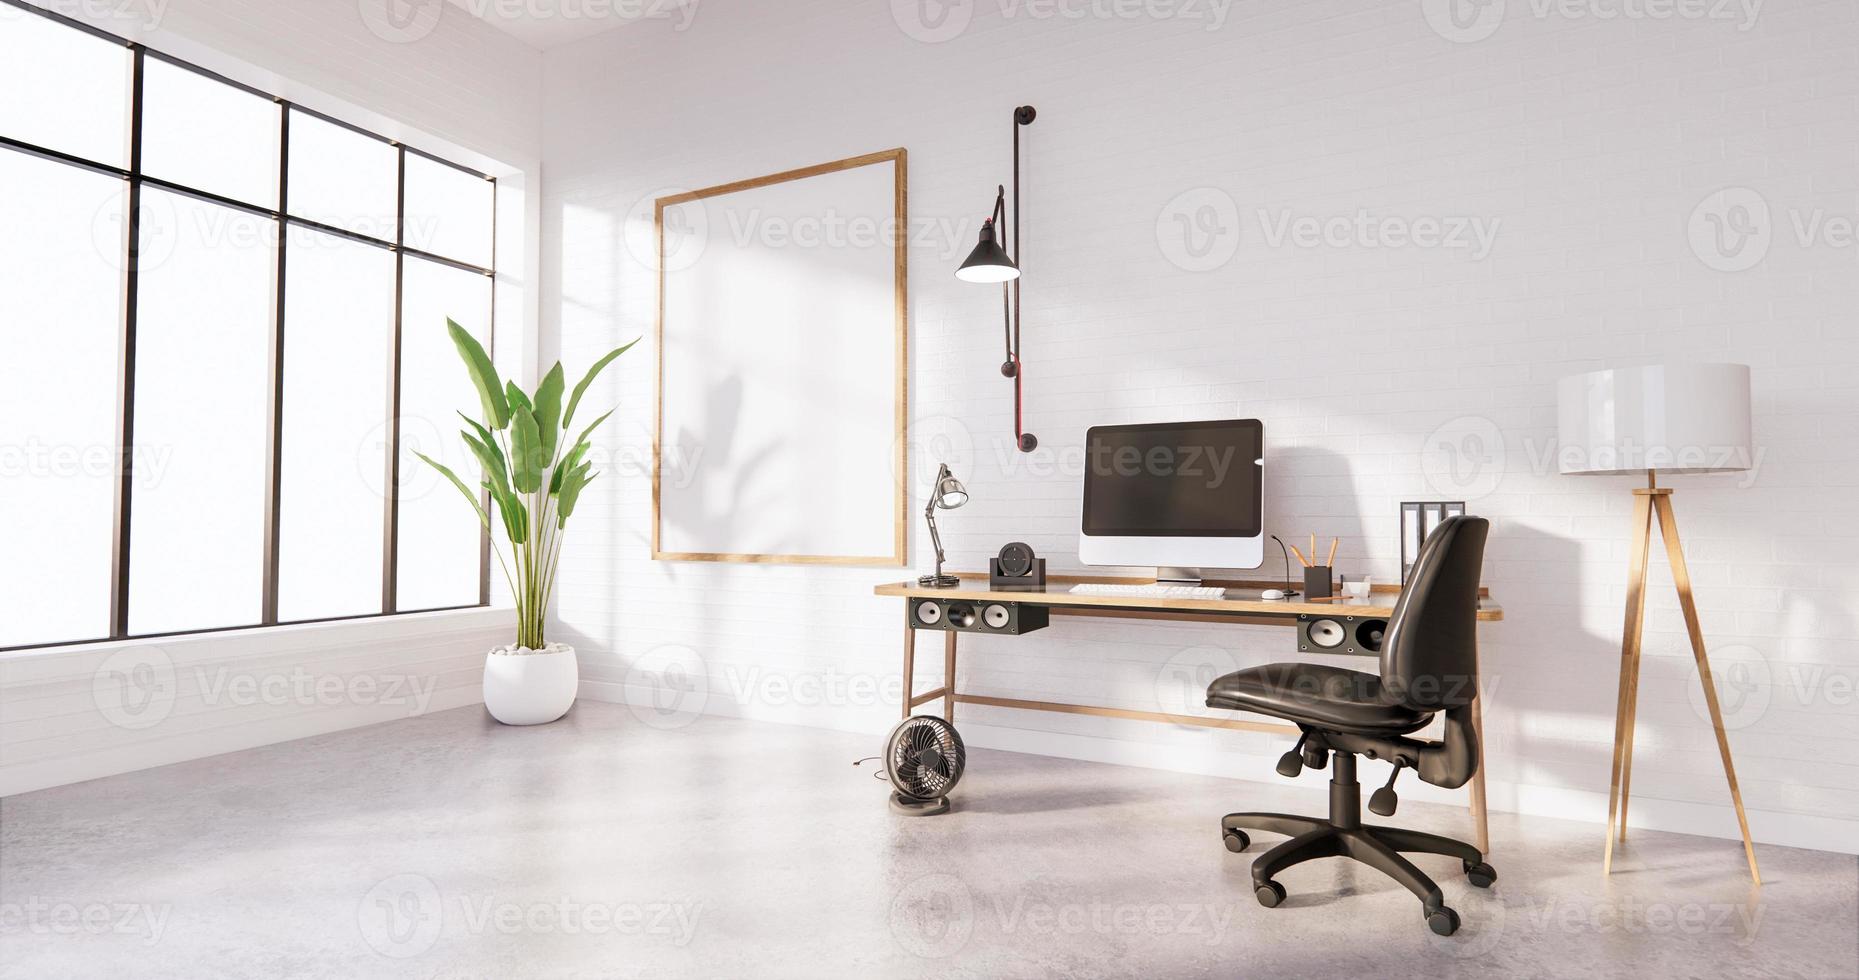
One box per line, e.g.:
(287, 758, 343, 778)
(1206, 516, 1495, 936)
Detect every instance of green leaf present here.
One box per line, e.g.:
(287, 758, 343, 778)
(458, 412, 506, 468)
(413, 452, 490, 530)
(562, 338, 639, 430)
(505, 380, 532, 415)
(461, 431, 510, 497)
(557, 463, 596, 527)
(570, 407, 614, 448)
(547, 409, 612, 494)
(550, 441, 588, 494)
(488, 483, 528, 544)
(532, 362, 565, 467)
(448, 319, 508, 430)
(508, 402, 543, 493)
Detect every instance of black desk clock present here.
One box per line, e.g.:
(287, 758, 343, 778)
(989, 542, 1046, 588)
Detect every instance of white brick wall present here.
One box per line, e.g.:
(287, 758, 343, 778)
(540, 0, 1859, 852)
(539, 0, 1859, 855)
(0, 0, 540, 796)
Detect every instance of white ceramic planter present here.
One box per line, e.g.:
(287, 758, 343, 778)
(482, 642, 578, 726)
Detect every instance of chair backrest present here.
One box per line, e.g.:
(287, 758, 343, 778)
(1379, 515, 1489, 712)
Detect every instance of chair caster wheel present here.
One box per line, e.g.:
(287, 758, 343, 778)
(1464, 861, 1497, 888)
(1427, 905, 1461, 936)
(1223, 829, 1250, 853)
(1254, 881, 1286, 909)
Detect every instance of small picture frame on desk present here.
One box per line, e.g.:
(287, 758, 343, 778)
(1401, 501, 1465, 583)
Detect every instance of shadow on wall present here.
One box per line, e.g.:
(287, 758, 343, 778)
(1254, 450, 1637, 828)
(1256, 445, 1371, 587)
(659, 372, 780, 553)
(1481, 521, 1619, 819)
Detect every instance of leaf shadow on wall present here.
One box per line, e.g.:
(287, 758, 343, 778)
(659, 373, 778, 556)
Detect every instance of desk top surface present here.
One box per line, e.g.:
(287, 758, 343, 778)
(873, 576, 1504, 621)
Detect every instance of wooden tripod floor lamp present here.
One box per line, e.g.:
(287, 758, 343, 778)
(1557, 363, 1760, 883)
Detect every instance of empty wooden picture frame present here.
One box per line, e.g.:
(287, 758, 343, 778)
(653, 148, 907, 565)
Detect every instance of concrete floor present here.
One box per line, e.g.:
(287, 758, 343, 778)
(1, 702, 1853, 979)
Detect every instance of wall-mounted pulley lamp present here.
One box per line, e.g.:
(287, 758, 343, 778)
(956, 105, 1038, 452)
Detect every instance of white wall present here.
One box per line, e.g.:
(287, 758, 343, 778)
(540, 0, 1859, 853)
(0, 0, 540, 796)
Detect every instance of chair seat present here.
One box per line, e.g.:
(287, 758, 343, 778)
(1206, 663, 1432, 735)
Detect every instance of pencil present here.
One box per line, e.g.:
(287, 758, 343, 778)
(1289, 544, 1311, 567)
(1310, 534, 1317, 566)
(1326, 538, 1338, 568)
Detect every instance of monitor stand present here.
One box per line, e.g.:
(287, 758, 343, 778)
(1156, 567, 1206, 587)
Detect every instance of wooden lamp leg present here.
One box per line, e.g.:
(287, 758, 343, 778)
(1618, 563, 1651, 843)
(1604, 491, 1656, 874)
(1616, 647, 1644, 845)
(1653, 493, 1762, 884)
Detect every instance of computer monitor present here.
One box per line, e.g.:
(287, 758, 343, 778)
(1078, 419, 1265, 573)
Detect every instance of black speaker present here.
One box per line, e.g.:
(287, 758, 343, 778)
(1297, 615, 1388, 656)
(911, 598, 1048, 635)
(989, 541, 1046, 588)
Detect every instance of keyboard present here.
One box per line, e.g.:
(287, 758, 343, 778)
(1069, 583, 1228, 600)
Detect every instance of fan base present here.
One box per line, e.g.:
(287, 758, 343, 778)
(889, 792, 951, 816)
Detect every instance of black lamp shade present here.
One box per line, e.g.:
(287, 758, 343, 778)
(955, 221, 1019, 283)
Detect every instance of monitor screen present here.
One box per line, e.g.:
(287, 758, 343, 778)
(1081, 420, 1263, 537)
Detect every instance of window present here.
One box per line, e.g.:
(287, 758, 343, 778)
(0, 2, 498, 650)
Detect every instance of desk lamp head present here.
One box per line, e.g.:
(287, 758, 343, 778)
(931, 466, 968, 509)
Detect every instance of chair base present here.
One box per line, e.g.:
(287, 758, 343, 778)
(1220, 753, 1493, 936)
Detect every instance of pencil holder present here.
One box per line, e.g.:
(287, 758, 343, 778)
(1303, 565, 1333, 599)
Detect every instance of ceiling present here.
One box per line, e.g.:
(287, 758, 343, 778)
(443, 0, 659, 50)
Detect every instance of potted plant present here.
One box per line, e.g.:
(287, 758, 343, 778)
(417, 319, 636, 726)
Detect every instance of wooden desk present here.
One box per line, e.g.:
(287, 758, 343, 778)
(873, 573, 1504, 851)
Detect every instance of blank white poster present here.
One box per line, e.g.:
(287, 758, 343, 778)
(655, 153, 904, 564)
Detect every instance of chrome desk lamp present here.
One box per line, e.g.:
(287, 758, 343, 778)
(918, 464, 968, 588)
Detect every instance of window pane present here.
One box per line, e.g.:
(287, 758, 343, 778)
(0, 7, 132, 168)
(286, 111, 397, 241)
(395, 258, 491, 611)
(141, 58, 280, 209)
(128, 189, 273, 634)
(0, 152, 124, 646)
(277, 230, 395, 621)
(403, 154, 492, 268)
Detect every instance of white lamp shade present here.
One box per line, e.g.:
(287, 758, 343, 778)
(1557, 364, 1752, 475)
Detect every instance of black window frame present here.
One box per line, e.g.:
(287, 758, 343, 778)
(0, 0, 497, 652)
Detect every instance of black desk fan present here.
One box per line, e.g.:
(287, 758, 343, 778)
(884, 716, 966, 815)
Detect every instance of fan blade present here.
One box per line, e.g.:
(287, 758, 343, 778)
(887, 719, 964, 798)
